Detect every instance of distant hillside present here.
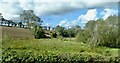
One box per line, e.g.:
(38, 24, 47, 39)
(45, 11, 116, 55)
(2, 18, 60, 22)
(1, 26, 33, 39)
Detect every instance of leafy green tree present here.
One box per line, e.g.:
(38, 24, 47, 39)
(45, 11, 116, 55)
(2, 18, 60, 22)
(55, 25, 64, 36)
(20, 10, 42, 28)
(98, 16, 119, 48)
(62, 29, 69, 37)
(62, 25, 82, 37)
(75, 16, 119, 48)
(20, 10, 44, 39)
(66, 28, 76, 37)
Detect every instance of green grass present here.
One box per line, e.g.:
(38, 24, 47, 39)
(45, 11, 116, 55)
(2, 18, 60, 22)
(3, 38, 87, 52)
(1, 26, 119, 62)
(2, 38, 120, 63)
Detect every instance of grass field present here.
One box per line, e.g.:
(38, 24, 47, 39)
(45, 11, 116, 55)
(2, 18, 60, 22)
(1, 26, 120, 63)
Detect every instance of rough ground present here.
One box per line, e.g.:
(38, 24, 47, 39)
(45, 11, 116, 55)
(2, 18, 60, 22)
(1, 26, 33, 39)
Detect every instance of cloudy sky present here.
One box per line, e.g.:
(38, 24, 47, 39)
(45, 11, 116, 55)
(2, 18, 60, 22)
(0, 0, 119, 28)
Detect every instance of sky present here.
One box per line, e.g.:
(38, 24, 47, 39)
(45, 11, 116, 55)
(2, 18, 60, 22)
(0, 0, 119, 28)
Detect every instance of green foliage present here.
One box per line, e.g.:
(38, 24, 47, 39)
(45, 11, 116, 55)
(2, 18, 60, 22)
(92, 16, 119, 48)
(50, 31, 57, 38)
(2, 39, 120, 63)
(20, 10, 43, 28)
(34, 26, 45, 39)
(66, 25, 82, 37)
(65, 28, 76, 37)
(2, 50, 120, 63)
(54, 25, 81, 37)
(55, 25, 64, 36)
(75, 16, 119, 48)
(75, 30, 84, 42)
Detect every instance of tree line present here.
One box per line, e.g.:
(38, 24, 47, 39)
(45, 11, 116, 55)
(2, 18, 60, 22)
(1, 11, 119, 48)
(76, 16, 119, 48)
(19, 10, 119, 48)
(50, 15, 119, 48)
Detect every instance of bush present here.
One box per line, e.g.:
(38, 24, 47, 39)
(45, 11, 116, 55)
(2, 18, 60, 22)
(75, 32, 81, 42)
(50, 31, 57, 38)
(75, 30, 87, 43)
(34, 26, 45, 39)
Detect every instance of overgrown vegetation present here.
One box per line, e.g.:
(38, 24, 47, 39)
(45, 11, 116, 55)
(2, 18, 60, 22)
(54, 25, 81, 38)
(2, 37, 120, 63)
(33, 26, 45, 39)
(1, 11, 120, 63)
(49, 31, 57, 38)
(52, 16, 119, 48)
(75, 16, 119, 48)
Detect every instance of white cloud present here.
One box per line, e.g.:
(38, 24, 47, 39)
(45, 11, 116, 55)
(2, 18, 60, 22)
(0, 2, 22, 20)
(78, 9, 98, 23)
(58, 9, 98, 28)
(2, 0, 119, 2)
(19, 0, 34, 10)
(64, 22, 70, 27)
(0, 0, 119, 21)
(33, 1, 118, 16)
(58, 9, 100, 28)
(58, 19, 79, 28)
(71, 20, 78, 26)
(100, 8, 118, 20)
(58, 19, 67, 26)
(56, 6, 118, 28)
(65, 9, 98, 28)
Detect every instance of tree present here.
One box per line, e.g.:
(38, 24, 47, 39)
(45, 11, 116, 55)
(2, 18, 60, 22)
(20, 10, 44, 39)
(34, 26, 45, 39)
(55, 25, 64, 36)
(62, 25, 82, 37)
(18, 22, 23, 28)
(0, 15, 6, 26)
(66, 28, 76, 37)
(20, 10, 43, 28)
(98, 16, 119, 48)
(81, 16, 119, 48)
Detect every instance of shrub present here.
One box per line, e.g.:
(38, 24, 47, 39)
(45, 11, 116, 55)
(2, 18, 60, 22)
(50, 31, 57, 38)
(75, 31, 87, 43)
(34, 26, 45, 39)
